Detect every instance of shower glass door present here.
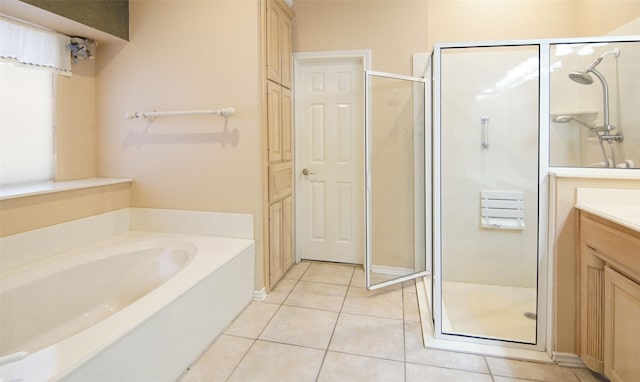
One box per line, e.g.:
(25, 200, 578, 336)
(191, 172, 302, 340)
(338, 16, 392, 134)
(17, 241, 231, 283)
(434, 45, 541, 345)
(365, 70, 428, 290)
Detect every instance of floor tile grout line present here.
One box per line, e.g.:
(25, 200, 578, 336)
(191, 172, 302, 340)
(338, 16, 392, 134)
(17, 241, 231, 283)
(226, 264, 323, 382)
(223, 337, 257, 382)
(314, 265, 356, 382)
(318, 348, 409, 369)
(403, 360, 496, 377)
(483, 355, 493, 380)
(220, 281, 294, 382)
(251, 337, 331, 352)
(279, 266, 350, 314)
(314, 348, 329, 382)
(298, 279, 354, 287)
(339, 310, 405, 321)
(252, 265, 307, 343)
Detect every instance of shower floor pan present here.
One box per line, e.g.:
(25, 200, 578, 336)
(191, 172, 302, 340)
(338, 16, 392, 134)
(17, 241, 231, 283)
(416, 276, 551, 362)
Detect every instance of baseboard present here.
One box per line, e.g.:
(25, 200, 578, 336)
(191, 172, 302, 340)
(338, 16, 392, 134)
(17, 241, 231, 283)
(253, 288, 267, 301)
(552, 352, 585, 368)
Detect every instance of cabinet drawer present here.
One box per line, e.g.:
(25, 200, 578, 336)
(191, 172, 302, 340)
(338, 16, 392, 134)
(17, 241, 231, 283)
(269, 162, 292, 203)
(580, 212, 640, 281)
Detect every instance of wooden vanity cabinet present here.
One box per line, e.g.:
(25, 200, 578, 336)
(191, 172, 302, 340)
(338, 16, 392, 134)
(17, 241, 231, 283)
(604, 266, 640, 382)
(578, 210, 640, 382)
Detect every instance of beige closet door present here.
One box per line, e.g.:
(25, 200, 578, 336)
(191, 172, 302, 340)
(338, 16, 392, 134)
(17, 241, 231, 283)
(296, 57, 364, 264)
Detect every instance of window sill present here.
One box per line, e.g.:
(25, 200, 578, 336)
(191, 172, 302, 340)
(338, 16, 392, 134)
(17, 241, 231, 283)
(0, 178, 133, 201)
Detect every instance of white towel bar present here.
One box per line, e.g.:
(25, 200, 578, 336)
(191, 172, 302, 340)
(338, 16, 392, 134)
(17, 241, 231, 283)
(125, 107, 235, 120)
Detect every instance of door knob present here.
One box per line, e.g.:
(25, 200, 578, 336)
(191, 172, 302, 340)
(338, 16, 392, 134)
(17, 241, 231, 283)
(302, 168, 316, 176)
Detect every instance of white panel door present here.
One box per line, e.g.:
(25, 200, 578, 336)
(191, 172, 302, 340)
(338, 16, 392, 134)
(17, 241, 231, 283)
(297, 58, 364, 264)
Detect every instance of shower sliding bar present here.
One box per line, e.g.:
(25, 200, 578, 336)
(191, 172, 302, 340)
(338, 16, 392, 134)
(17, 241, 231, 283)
(125, 107, 235, 120)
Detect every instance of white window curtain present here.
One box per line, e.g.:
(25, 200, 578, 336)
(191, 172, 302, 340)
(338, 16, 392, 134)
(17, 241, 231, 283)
(0, 16, 71, 76)
(0, 62, 54, 186)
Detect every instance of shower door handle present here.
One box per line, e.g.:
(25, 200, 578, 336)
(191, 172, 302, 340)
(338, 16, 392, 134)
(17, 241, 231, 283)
(481, 116, 489, 149)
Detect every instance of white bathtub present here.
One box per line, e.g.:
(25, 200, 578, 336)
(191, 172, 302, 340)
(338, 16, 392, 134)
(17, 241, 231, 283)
(0, 231, 255, 381)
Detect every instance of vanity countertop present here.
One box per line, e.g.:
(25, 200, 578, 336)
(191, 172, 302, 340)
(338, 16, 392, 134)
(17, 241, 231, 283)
(575, 188, 640, 233)
(575, 202, 640, 233)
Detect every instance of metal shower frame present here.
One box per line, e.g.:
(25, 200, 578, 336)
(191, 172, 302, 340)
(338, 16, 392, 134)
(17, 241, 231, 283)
(430, 35, 640, 354)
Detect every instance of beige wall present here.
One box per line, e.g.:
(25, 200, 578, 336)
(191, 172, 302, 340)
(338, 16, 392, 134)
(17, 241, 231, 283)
(293, 0, 428, 75)
(94, 0, 265, 288)
(552, 176, 640, 354)
(56, 59, 97, 181)
(578, 0, 640, 36)
(427, 0, 640, 48)
(294, 0, 640, 59)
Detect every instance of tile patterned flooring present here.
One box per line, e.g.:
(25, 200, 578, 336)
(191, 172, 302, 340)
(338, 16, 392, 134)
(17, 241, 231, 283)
(179, 261, 606, 382)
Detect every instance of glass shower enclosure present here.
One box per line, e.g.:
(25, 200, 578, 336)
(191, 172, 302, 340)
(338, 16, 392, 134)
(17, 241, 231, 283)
(429, 35, 639, 350)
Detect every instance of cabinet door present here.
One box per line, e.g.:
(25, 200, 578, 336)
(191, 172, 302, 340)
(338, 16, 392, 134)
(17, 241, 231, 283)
(266, 0, 281, 84)
(580, 245, 606, 373)
(282, 196, 294, 271)
(269, 201, 284, 286)
(281, 87, 292, 161)
(605, 266, 640, 382)
(269, 161, 293, 203)
(267, 81, 282, 163)
(280, 16, 292, 88)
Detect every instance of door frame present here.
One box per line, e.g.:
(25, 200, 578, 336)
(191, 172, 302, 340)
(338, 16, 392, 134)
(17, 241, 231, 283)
(293, 50, 371, 264)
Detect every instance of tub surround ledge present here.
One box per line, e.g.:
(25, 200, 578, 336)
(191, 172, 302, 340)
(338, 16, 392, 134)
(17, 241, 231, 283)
(0, 178, 133, 201)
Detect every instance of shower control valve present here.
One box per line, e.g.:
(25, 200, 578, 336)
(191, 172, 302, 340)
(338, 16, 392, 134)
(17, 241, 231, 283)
(600, 133, 624, 143)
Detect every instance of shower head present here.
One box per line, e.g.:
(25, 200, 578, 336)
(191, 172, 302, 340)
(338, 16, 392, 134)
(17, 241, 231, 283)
(569, 71, 594, 85)
(552, 115, 573, 123)
(551, 115, 595, 130)
(569, 48, 621, 85)
(568, 48, 620, 128)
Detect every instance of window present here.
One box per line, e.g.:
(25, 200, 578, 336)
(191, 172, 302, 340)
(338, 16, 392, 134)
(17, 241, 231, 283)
(0, 62, 54, 186)
(0, 16, 70, 187)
